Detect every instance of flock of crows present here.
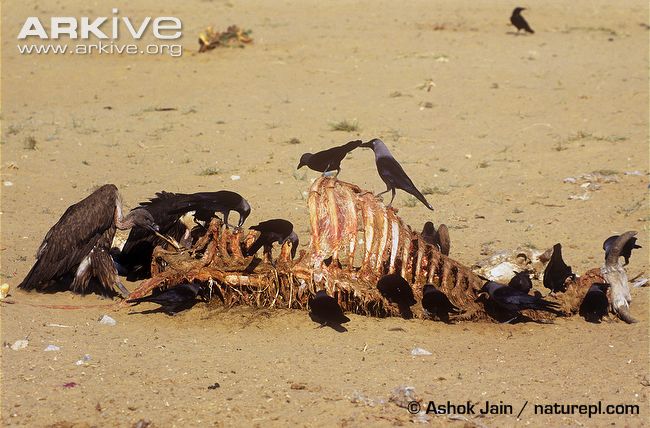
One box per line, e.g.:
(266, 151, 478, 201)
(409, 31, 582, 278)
(16, 133, 642, 328)
(11, 12, 636, 326)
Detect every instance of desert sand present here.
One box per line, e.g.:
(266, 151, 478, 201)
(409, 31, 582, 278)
(1, 0, 649, 426)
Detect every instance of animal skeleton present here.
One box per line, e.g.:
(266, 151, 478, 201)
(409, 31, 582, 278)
(124, 177, 638, 323)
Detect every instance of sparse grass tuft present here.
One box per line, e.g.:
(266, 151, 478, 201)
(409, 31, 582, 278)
(198, 167, 220, 176)
(23, 136, 37, 150)
(422, 186, 450, 195)
(329, 119, 359, 132)
(403, 196, 418, 207)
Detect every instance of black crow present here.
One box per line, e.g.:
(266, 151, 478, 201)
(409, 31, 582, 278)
(511, 7, 534, 34)
(480, 281, 561, 315)
(19, 184, 158, 297)
(247, 219, 299, 259)
(420, 222, 450, 255)
(543, 243, 575, 293)
(422, 284, 460, 322)
(360, 138, 434, 210)
(377, 273, 417, 318)
(508, 270, 533, 294)
(579, 283, 609, 323)
(309, 290, 350, 331)
(118, 191, 251, 279)
(127, 282, 208, 315)
(421, 221, 436, 245)
(603, 235, 641, 265)
(297, 140, 362, 176)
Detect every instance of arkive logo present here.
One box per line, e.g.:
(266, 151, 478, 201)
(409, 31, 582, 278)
(17, 8, 182, 40)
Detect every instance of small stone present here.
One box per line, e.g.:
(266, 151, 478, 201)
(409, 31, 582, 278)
(98, 314, 116, 326)
(44, 344, 60, 352)
(411, 347, 432, 356)
(11, 339, 28, 350)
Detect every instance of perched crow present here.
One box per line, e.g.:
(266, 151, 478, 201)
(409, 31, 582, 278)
(118, 191, 251, 279)
(543, 243, 575, 293)
(247, 219, 299, 259)
(510, 7, 534, 34)
(377, 273, 417, 318)
(579, 283, 609, 323)
(297, 140, 362, 176)
(420, 222, 451, 255)
(360, 138, 434, 210)
(127, 282, 207, 315)
(421, 221, 436, 245)
(309, 290, 350, 331)
(508, 270, 533, 294)
(18, 184, 158, 297)
(481, 281, 561, 315)
(422, 284, 460, 323)
(603, 235, 641, 265)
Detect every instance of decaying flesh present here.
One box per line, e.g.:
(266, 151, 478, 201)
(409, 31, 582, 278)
(123, 178, 638, 323)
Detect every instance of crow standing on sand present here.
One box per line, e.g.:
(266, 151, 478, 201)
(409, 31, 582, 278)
(508, 270, 533, 294)
(420, 221, 450, 255)
(309, 290, 350, 331)
(297, 140, 362, 176)
(246, 219, 299, 259)
(127, 282, 208, 315)
(603, 234, 641, 265)
(480, 281, 560, 315)
(18, 184, 159, 297)
(360, 138, 434, 210)
(377, 273, 417, 318)
(510, 7, 534, 34)
(543, 243, 575, 293)
(579, 283, 609, 323)
(421, 284, 460, 323)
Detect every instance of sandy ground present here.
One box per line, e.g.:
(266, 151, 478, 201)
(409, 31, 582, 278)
(1, 0, 649, 426)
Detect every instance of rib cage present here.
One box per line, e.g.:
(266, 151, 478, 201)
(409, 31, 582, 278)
(124, 177, 602, 322)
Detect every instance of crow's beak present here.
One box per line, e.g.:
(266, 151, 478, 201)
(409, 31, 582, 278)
(297, 161, 305, 169)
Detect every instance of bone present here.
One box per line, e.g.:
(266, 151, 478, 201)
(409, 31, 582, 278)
(602, 231, 638, 323)
(130, 177, 623, 324)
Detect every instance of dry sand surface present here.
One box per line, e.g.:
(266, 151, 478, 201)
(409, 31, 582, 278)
(1, 0, 649, 426)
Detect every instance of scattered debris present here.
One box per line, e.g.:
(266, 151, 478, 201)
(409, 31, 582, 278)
(350, 391, 385, 407)
(207, 382, 221, 390)
(63, 382, 78, 389)
(46, 323, 72, 328)
(0, 283, 9, 299)
(473, 247, 552, 281)
(3, 181, 14, 187)
(75, 354, 92, 366)
(411, 347, 432, 356)
(11, 339, 28, 350)
(198, 25, 253, 52)
(230, 175, 241, 181)
(44, 344, 60, 352)
(133, 419, 152, 428)
(389, 386, 420, 409)
(98, 314, 117, 326)
(290, 383, 307, 390)
(632, 277, 648, 288)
